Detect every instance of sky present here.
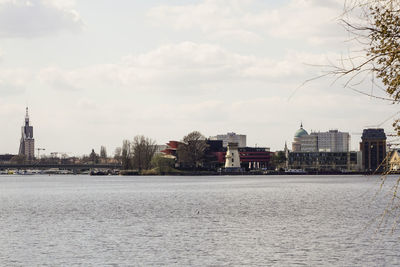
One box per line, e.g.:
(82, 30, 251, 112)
(0, 0, 398, 156)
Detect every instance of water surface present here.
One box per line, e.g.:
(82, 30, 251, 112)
(0, 175, 399, 266)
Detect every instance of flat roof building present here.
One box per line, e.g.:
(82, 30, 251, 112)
(360, 128, 387, 172)
(209, 132, 246, 148)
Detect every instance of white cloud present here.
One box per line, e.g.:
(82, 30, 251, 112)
(35, 42, 329, 94)
(0, 0, 396, 156)
(0, 0, 83, 38)
(38, 67, 82, 91)
(0, 68, 32, 95)
(148, 0, 346, 45)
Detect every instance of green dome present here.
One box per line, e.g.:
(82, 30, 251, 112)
(294, 127, 308, 138)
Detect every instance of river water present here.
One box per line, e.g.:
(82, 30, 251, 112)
(0, 175, 399, 266)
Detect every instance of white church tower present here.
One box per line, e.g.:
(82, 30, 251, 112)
(225, 142, 241, 168)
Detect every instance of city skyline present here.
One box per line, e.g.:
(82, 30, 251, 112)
(0, 0, 398, 155)
(8, 107, 385, 158)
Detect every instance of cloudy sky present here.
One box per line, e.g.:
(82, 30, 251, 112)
(0, 0, 397, 156)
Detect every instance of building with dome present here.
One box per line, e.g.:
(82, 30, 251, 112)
(287, 123, 360, 172)
(292, 123, 317, 152)
(292, 123, 350, 153)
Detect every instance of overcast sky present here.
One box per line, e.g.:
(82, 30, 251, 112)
(0, 0, 397, 156)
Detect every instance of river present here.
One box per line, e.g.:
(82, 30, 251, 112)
(0, 175, 399, 266)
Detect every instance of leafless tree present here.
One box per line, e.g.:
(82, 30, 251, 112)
(114, 147, 122, 163)
(121, 140, 132, 170)
(100, 146, 107, 159)
(89, 149, 99, 164)
(131, 135, 157, 171)
(177, 131, 209, 169)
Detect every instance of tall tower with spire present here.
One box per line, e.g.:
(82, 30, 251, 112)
(18, 107, 35, 160)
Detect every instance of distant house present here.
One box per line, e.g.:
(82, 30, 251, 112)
(389, 150, 400, 172)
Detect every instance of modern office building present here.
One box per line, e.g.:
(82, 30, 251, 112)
(209, 132, 246, 148)
(18, 107, 35, 161)
(288, 151, 362, 172)
(238, 147, 271, 169)
(360, 128, 387, 172)
(299, 135, 318, 152)
(315, 130, 350, 152)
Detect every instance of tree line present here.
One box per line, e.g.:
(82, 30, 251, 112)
(114, 131, 210, 174)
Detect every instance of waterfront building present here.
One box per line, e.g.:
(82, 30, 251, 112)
(225, 142, 241, 168)
(292, 124, 350, 153)
(239, 147, 271, 169)
(197, 140, 272, 170)
(216, 146, 272, 170)
(288, 151, 362, 172)
(162, 139, 272, 170)
(210, 132, 246, 148)
(360, 128, 387, 172)
(161, 141, 180, 159)
(18, 107, 35, 161)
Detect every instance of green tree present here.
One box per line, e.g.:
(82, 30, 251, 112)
(329, 0, 400, 105)
(151, 154, 175, 174)
(271, 151, 287, 171)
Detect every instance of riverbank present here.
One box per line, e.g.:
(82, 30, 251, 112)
(0, 168, 383, 176)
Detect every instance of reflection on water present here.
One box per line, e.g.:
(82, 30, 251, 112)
(0, 175, 399, 266)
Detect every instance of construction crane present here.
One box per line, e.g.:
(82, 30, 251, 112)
(36, 148, 45, 159)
